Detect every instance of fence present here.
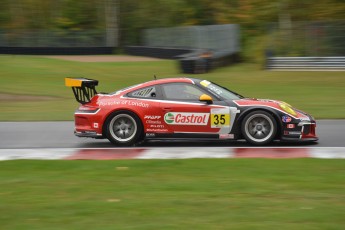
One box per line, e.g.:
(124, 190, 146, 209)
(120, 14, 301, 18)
(266, 21, 345, 57)
(144, 24, 240, 54)
(265, 21, 345, 70)
(0, 29, 109, 47)
(134, 24, 241, 73)
(0, 29, 113, 54)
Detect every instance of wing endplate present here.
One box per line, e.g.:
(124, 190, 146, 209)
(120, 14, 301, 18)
(65, 78, 99, 104)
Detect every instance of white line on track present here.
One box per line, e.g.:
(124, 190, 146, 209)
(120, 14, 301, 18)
(0, 147, 344, 161)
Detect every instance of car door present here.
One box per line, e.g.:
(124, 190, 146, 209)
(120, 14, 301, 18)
(159, 82, 231, 136)
(125, 85, 167, 134)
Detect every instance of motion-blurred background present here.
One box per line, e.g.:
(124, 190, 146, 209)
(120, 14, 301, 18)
(0, 0, 344, 66)
(0, 1, 344, 120)
(1, 2, 345, 229)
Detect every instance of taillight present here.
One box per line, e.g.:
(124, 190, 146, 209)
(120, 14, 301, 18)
(76, 105, 100, 114)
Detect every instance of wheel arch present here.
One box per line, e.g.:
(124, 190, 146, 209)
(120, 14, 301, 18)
(102, 108, 144, 138)
(236, 107, 283, 139)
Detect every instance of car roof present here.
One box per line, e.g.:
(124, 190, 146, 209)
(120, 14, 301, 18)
(145, 77, 195, 85)
(116, 77, 194, 93)
(111, 77, 205, 96)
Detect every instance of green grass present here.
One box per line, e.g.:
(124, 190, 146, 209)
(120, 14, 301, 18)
(0, 159, 344, 229)
(0, 55, 344, 120)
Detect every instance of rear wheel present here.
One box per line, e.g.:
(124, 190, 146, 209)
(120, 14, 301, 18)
(105, 111, 143, 146)
(241, 111, 277, 145)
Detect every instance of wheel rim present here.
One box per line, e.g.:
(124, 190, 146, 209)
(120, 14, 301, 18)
(109, 114, 137, 142)
(244, 114, 274, 143)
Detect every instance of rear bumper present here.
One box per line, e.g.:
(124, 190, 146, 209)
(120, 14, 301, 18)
(74, 110, 103, 138)
(75, 130, 103, 139)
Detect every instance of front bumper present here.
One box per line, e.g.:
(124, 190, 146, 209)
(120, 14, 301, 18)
(281, 136, 318, 142)
(281, 120, 318, 142)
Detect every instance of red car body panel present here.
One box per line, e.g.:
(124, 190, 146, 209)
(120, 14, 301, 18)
(67, 77, 318, 145)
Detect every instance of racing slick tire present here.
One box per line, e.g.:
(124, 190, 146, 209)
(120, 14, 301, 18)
(105, 111, 144, 146)
(241, 110, 277, 145)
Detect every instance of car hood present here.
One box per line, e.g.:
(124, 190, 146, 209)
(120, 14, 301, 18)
(235, 98, 283, 106)
(234, 98, 313, 121)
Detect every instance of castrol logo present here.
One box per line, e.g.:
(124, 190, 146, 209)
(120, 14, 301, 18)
(164, 112, 209, 125)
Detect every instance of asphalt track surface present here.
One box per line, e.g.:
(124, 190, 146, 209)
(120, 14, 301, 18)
(0, 120, 344, 149)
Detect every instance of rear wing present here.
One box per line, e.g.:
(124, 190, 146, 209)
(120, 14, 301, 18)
(65, 78, 98, 104)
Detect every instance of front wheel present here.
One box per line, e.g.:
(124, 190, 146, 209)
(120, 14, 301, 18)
(241, 111, 277, 145)
(105, 111, 143, 146)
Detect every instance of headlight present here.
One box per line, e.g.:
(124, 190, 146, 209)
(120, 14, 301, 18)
(279, 102, 297, 116)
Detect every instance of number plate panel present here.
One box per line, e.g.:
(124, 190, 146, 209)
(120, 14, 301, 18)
(210, 108, 230, 128)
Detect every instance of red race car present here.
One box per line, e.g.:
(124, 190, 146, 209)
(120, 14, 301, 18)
(65, 77, 318, 146)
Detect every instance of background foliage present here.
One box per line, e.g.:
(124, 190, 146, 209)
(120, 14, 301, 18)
(1, 55, 344, 120)
(1, 0, 344, 60)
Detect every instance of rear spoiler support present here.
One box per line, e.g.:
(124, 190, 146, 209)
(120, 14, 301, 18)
(65, 78, 98, 104)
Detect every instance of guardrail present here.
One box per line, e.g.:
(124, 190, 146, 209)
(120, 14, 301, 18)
(0, 46, 113, 55)
(267, 57, 345, 70)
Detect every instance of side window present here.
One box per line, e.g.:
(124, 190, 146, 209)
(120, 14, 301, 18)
(128, 86, 157, 98)
(162, 83, 206, 100)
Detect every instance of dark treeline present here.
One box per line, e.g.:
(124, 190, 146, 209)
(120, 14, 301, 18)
(0, 0, 344, 59)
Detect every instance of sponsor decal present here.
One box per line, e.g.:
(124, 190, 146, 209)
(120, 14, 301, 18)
(144, 115, 161, 120)
(287, 124, 295, 129)
(146, 133, 155, 137)
(164, 113, 174, 124)
(282, 115, 292, 123)
(126, 100, 149, 108)
(146, 120, 161, 124)
(148, 124, 165, 128)
(219, 134, 234, 139)
(284, 131, 302, 135)
(145, 115, 162, 124)
(164, 112, 209, 125)
(146, 128, 168, 132)
(200, 80, 211, 87)
(97, 100, 120, 106)
(97, 100, 149, 108)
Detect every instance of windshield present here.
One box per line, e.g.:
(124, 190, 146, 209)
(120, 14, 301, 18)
(199, 80, 244, 100)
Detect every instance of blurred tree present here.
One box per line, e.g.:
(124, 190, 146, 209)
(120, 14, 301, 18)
(1, 0, 343, 32)
(0, 0, 10, 27)
(0, 0, 343, 54)
(105, 0, 119, 47)
(54, 0, 101, 30)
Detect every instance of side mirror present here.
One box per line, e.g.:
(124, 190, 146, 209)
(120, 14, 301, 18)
(199, 94, 213, 104)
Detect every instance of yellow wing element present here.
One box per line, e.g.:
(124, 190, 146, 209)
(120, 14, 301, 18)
(65, 78, 83, 87)
(65, 78, 99, 104)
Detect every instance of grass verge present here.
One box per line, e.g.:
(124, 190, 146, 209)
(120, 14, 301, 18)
(0, 55, 345, 120)
(0, 159, 344, 229)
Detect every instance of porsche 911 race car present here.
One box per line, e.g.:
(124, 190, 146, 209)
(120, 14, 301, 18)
(65, 77, 318, 146)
